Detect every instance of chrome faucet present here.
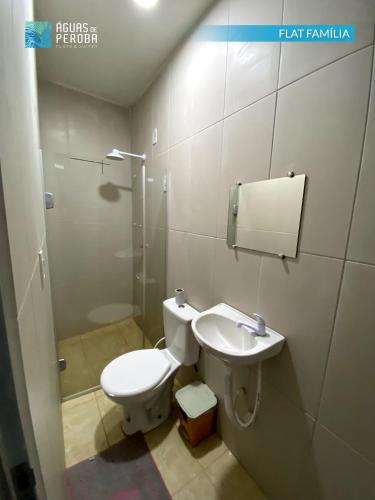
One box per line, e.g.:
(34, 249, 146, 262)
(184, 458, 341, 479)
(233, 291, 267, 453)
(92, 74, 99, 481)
(236, 313, 266, 337)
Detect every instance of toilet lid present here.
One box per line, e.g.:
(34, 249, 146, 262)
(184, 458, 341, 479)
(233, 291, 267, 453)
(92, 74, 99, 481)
(100, 349, 171, 397)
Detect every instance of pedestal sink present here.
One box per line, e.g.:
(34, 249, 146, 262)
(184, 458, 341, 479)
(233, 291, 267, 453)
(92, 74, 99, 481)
(191, 303, 285, 429)
(191, 303, 285, 366)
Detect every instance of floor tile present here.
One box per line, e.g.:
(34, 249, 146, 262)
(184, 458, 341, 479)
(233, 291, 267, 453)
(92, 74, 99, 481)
(145, 418, 203, 495)
(94, 389, 124, 446)
(205, 451, 267, 500)
(58, 336, 91, 398)
(81, 323, 129, 365)
(88, 356, 116, 387)
(62, 395, 108, 467)
(173, 471, 220, 500)
(62, 392, 95, 409)
(184, 432, 228, 469)
(118, 318, 144, 350)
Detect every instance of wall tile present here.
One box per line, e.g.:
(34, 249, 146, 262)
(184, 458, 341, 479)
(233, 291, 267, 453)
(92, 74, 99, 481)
(66, 89, 103, 159)
(166, 230, 214, 311)
(190, 122, 223, 237)
(221, 381, 315, 500)
(131, 87, 153, 161)
(168, 140, 191, 232)
(168, 0, 228, 146)
(279, 0, 375, 87)
(347, 53, 375, 265)
(184, 233, 215, 311)
(168, 43, 194, 147)
(212, 239, 261, 317)
(271, 47, 372, 258)
(167, 230, 188, 298)
(225, 0, 282, 116)
(319, 261, 375, 463)
(257, 253, 343, 416)
(169, 123, 223, 237)
(218, 94, 276, 238)
(152, 69, 169, 157)
(38, 81, 68, 154)
(295, 425, 375, 500)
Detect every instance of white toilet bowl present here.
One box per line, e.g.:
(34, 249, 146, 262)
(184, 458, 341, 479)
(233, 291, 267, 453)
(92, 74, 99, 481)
(100, 298, 199, 435)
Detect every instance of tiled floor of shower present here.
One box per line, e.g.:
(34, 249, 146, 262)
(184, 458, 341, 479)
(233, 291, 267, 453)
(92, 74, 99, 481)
(58, 318, 152, 399)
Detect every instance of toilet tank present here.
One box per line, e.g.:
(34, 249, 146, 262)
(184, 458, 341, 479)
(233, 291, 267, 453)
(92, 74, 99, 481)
(163, 298, 199, 366)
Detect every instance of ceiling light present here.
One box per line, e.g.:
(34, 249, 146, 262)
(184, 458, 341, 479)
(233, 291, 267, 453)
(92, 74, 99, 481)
(134, 0, 158, 8)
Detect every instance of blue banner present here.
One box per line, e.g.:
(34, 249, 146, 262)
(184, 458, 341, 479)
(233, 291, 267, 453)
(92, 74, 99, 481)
(195, 25, 355, 43)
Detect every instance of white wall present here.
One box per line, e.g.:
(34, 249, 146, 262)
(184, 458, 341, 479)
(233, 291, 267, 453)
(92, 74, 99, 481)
(39, 81, 133, 339)
(131, 0, 375, 498)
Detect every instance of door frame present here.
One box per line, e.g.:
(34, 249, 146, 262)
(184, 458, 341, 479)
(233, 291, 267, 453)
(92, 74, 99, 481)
(0, 169, 44, 499)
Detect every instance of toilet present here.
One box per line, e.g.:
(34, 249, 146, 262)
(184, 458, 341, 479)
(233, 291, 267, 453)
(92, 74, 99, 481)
(100, 298, 199, 435)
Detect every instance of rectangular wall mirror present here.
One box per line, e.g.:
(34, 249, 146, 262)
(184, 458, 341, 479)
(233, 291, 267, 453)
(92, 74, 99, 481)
(227, 174, 306, 258)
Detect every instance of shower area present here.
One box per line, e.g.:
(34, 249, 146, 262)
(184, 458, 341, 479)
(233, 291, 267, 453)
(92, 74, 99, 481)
(38, 81, 166, 399)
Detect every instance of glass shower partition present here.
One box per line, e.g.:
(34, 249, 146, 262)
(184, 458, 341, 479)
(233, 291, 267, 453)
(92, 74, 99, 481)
(43, 150, 141, 399)
(131, 159, 167, 349)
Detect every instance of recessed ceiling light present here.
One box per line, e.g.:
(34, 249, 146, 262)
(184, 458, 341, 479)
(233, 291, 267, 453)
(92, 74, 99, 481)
(134, 0, 158, 8)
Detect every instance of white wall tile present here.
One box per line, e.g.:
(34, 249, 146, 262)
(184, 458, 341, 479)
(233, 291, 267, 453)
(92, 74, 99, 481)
(212, 239, 261, 317)
(152, 69, 170, 156)
(168, 0, 228, 146)
(218, 94, 276, 238)
(257, 253, 343, 416)
(271, 47, 372, 258)
(166, 230, 214, 311)
(320, 262, 375, 463)
(225, 0, 282, 116)
(168, 140, 191, 232)
(347, 52, 375, 265)
(38, 81, 68, 154)
(190, 123, 223, 237)
(132, 87, 153, 161)
(280, 0, 375, 87)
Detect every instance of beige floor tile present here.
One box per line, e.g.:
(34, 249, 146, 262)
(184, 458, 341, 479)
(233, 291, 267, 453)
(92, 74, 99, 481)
(62, 392, 95, 410)
(118, 318, 144, 351)
(206, 451, 267, 500)
(145, 418, 203, 495)
(94, 390, 124, 446)
(81, 324, 129, 365)
(173, 471, 220, 500)
(62, 395, 108, 467)
(58, 336, 91, 397)
(183, 432, 228, 469)
(144, 337, 153, 349)
(88, 356, 115, 387)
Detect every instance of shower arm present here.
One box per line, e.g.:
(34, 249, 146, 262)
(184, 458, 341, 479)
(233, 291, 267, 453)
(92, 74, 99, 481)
(118, 150, 146, 161)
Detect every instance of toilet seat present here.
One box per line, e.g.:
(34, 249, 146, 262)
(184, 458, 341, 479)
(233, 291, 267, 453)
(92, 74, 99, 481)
(101, 349, 171, 398)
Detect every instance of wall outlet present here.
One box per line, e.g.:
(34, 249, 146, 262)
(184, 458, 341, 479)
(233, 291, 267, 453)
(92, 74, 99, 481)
(152, 127, 158, 145)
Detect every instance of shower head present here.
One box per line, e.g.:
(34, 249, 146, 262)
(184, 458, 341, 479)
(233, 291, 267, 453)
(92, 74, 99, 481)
(106, 149, 125, 161)
(106, 148, 146, 162)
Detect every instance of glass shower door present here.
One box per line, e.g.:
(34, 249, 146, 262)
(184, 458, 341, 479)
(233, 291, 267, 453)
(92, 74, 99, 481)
(43, 149, 139, 399)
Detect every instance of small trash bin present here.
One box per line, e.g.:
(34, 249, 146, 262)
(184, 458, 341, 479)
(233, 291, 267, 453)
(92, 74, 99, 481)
(175, 381, 217, 447)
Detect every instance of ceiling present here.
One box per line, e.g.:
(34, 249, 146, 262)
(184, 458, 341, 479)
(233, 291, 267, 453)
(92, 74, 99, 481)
(35, 0, 214, 108)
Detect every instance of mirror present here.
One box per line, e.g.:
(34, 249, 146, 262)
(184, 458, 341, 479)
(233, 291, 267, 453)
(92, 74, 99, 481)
(227, 174, 306, 258)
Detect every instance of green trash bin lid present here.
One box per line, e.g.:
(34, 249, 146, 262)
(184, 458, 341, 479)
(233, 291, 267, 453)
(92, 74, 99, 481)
(175, 381, 217, 419)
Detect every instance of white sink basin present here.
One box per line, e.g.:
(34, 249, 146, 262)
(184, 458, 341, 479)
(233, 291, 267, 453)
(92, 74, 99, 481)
(192, 303, 285, 366)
